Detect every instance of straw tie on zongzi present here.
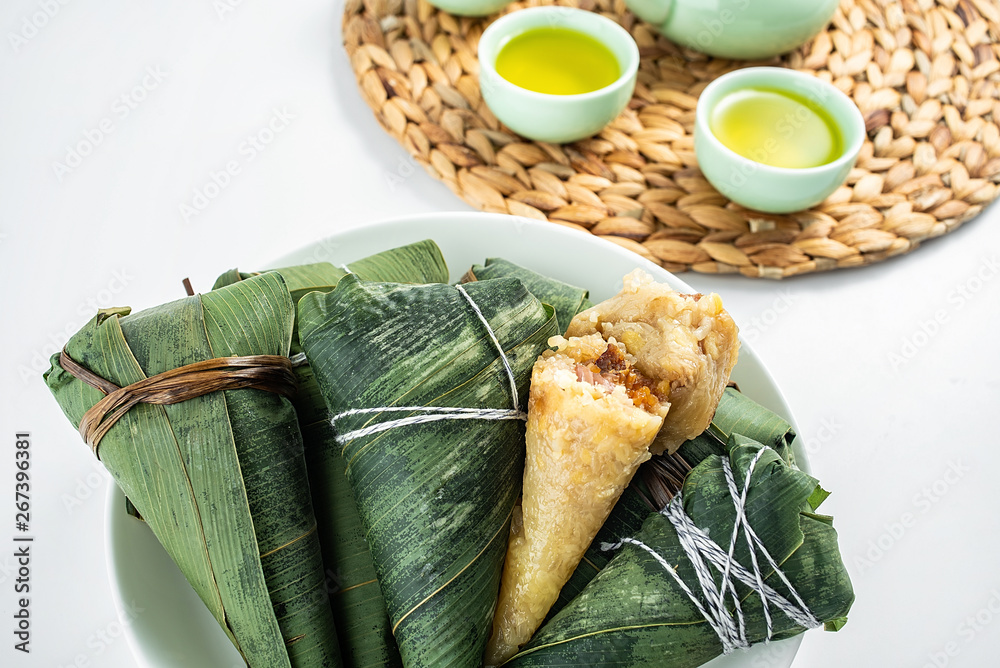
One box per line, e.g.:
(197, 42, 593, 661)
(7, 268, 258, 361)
(57, 351, 297, 455)
(297, 275, 558, 668)
(44, 273, 342, 668)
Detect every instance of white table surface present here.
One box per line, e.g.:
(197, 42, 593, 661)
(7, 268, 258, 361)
(1, 1, 998, 666)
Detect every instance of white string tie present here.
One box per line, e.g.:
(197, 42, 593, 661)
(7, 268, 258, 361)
(602, 447, 820, 654)
(330, 284, 525, 446)
(455, 284, 520, 414)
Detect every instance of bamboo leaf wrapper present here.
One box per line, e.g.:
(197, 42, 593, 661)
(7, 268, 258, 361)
(213, 240, 450, 668)
(297, 275, 559, 668)
(460, 258, 591, 332)
(44, 273, 341, 667)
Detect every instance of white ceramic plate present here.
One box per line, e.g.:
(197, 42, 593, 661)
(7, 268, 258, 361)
(107, 212, 806, 667)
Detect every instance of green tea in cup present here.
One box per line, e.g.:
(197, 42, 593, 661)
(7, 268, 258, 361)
(693, 67, 865, 213)
(709, 88, 843, 169)
(478, 7, 640, 143)
(495, 27, 621, 95)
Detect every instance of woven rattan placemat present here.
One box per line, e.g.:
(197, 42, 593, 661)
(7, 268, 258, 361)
(344, 0, 1000, 278)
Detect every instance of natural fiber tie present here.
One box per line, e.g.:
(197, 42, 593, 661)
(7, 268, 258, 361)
(59, 349, 297, 458)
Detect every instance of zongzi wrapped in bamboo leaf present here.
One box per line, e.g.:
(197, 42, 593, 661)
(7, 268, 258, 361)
(565, 269, 740, 455)
(506, 436, 854, 667)
(297, 275, 559, 668)
(213, 240, 450, 668)
(44, 273, 341, 668)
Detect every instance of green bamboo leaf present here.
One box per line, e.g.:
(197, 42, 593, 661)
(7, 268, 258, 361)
(552, 386, 798, 616)
(44, 273, 341, 667)
(679, 387, 797, 466)
(213, 240, 449, 668)
(298, 275, 559, 668)
(506, 436, 854, 667)
(215, 240, 449, 350)
(213, 239, 448, 302)
(460, 258, 591, 333)
(211, 267, 244, 290)
(348, 239, 449, 286)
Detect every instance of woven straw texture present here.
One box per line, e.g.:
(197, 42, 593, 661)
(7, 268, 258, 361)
(344, 0, 1000, 278)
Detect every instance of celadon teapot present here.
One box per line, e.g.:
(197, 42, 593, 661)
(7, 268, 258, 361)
(625, 0, 840, 59)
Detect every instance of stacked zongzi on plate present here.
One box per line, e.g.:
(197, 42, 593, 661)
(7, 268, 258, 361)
(42, 240, 853, 668)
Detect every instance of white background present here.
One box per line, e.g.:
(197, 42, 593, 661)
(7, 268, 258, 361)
(1, 1, 999, 667)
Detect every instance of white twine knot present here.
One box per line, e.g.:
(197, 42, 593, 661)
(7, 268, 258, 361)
(603, 447, 820, 654)
(329, 283, 525, 446)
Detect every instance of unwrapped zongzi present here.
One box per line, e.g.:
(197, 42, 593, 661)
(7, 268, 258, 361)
(485, 332, 669, 665)
(565, 269, 740, 455)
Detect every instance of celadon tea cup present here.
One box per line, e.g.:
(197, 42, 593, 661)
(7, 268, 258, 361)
(694, 67, 865, 214)
(478, 7, 640, 144)
(625, 0, 838, 60)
